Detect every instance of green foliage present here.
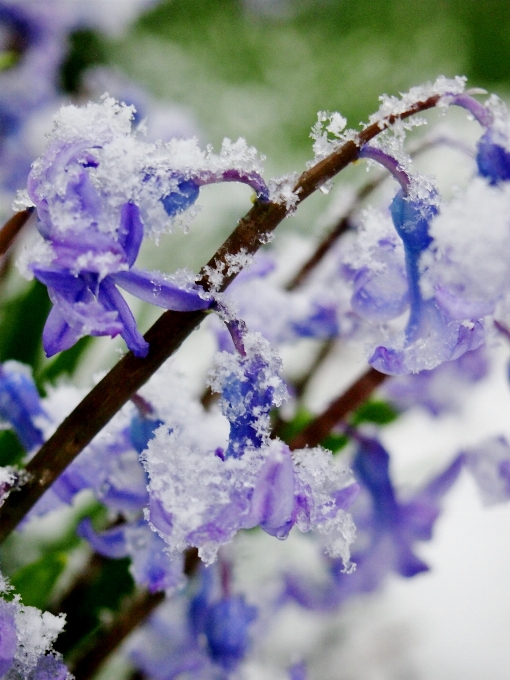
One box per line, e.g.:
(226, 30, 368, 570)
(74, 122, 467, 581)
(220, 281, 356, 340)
(0, 51, 17, 71)
(320, 432, 349, 453)
(55, 557, 135, 657)
(0, 281, 50, 371)
(10, 552, 67, 610)
(0, 429, 25, 467)
(37, 336, 92, 389)
(60, 29, 109, 94)
(351, 400, 399, 426)
(277, 407, 313, 444)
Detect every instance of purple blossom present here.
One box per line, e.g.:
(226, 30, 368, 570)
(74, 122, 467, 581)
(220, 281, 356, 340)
(368, 187, 484, 374)
(203, 596, 257, 671)
(449, 93, 510, 185)
(463, 436, 510, 505)
(208, 329, 288, 458)
(285, 436, 464, 611)
(0, 600, 17, 676)
(382, 345, 489, 416)
(28, 654, 68, 680)
(0, 361, 48, 451)
(21, 98, 268, 357)
(129, 565, 257, 678)
(77, 517, 184, 592)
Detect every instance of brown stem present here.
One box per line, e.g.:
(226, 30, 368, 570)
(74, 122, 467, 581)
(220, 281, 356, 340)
(67, 547, 200, 680)
(0, 208, 33, 256)
(0, 94, 442, 542)
(69, 589, 165, 680)
(288, 367, 388, 450)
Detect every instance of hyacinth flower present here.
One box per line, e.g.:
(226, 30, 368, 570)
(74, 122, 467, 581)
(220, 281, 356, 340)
(129, 564, 258, 678)
(144, 323, 357, 567)
(77, 517, 184, 593)
(0, 361, 49, 452)
(284, 434, 465, 612)
(417, 95, 510, 327)
(444, 91, 510, 185)
(209, 251, 340, 352)
(354, 144, 484, 374)
(0, 360, 157, 520)
(19, 97, 269, 357)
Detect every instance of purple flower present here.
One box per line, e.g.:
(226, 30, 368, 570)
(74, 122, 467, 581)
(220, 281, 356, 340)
(21, 98, 268, 357)
(463, 436, 510, 505)
(208, 329, 288, 458)
(78, 517, 184, 592)
(448, 93, 510, 185)
(285, 436, 464, 611)
(0, 361, 49, 451)
(203, 596, 257, 671)
(28, 654, 68, 680)
(368, 188, 484, 374)
(0, 600, 17, 676)
(382, 345, 489, 416)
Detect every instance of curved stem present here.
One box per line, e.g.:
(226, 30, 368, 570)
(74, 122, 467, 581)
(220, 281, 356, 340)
(0, 93, 444, 542)
(287, 132, 469, 291)
(359, 145, 411, 192)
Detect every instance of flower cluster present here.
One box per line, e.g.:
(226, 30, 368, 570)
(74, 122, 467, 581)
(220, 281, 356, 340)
(2, 66, 510, 680)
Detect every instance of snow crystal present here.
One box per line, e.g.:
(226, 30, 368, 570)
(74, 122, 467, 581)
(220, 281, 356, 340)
(268, 173, 300, 213)
(421, 178, 510, 317)
(368, 76, 467, 127)
(12, 603, 65, 676)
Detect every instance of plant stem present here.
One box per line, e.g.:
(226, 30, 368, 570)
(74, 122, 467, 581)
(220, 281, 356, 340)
(288, 367, 388, 450)
(69, 590, 164, 680)
(0, 207, 33, 256)
(0, 94, 442, 542)
(67, 547, 200, 680)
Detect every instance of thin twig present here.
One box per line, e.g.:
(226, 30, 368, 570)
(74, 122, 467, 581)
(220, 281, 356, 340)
(0, 207, 33, 256)
(68, 547, 200, 680)
(0, 94, 442, 542)
(69, 590, 165, 680)
(288, 367, 388, 450)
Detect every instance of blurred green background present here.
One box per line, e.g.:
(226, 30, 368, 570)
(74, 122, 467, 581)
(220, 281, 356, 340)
(115, 0, 510, 168)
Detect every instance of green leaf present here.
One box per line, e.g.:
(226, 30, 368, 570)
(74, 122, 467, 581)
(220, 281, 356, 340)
(278, 408, 313, 443)
(351, 400, 399, 426)
(0, 51, 17, 71)
(0, 281, 51, 371)
(10, 553, 67, 609)
(0, 429, 25, 466)
(320, 432, 349, 453)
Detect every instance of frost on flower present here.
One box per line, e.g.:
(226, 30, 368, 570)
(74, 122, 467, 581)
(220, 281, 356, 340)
(0, 572, 67, 679)
(421, 178, 510, 319)
(143, 332, 356, 567)
(207, 331, 288, 458)
(367, 186, 483, 374)
(19, 97, 268, 357)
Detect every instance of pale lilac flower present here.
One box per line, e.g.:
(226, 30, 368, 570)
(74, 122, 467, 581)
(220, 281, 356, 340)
(20, 98, 268, 357)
